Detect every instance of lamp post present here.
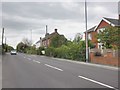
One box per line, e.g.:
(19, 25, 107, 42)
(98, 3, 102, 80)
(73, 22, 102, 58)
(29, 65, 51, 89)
(85, 0, 89, 62)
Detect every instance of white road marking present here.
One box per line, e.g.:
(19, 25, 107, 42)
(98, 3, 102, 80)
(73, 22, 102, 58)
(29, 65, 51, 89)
(78, 75, 117, 90)
(45, 64, 63, 71)
(33, 60, 41, 63)
(24, 57, 26, 58)
(27, 58, 31, 60)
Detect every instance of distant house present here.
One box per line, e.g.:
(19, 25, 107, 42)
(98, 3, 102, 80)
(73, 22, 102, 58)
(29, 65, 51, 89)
(35, 28, 65, 48)
(42, 29, 59, 47)
(35, 37, 42, 48)
(85, 16, 120, 49)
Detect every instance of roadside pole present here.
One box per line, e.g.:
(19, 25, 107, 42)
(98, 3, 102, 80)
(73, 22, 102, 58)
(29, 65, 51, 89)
(2, 28, 4, 54)
(85, 0, 89, 62)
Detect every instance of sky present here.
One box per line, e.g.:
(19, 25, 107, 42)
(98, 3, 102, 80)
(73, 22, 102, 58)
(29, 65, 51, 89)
(0, 0, 119, 49)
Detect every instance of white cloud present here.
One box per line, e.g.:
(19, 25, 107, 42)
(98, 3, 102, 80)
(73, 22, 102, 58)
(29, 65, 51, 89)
(1, 2, 118, 48)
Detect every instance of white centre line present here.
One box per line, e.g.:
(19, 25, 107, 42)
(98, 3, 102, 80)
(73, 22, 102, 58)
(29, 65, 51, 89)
(33, 60, 41, 63)
(27, 58, 31, 60)
(45, 64, 63, 71)
(78, 75, 117, 90)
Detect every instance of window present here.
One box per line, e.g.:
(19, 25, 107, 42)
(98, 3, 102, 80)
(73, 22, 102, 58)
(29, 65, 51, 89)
(88, 33, 92, 40)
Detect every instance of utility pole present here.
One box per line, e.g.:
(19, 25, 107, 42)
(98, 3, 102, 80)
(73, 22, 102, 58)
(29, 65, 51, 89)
(85, 0, 89, 62)
(5, 37, 6, 45)
(5, 37, 7, 52)
(45, 25, 48, 48)
(30, 29, 32, 46)
(46, 25, 48, 35)
(2, 28, 4, 54)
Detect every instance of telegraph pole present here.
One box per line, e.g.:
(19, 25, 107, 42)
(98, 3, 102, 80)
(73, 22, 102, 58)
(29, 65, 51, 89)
(85, 0, 89, 62)
(46, 25, 48, 48)
(5, 37, 7, 52)
(5, 37, 6, 45)
(2, 28, 4, 54)
(30, 29, 32, 46)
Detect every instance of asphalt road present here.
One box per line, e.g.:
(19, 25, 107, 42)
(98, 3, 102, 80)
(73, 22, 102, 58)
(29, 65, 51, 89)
(2, 53, 119, 89)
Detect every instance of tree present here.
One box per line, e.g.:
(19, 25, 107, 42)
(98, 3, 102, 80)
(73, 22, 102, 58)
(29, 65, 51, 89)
(50, 35, 67, 48)
(4, 44, 14, 52)
(73, 33, 83, 44)
(97, 26, 119, 49)
(16, 42, 26, 52)
(22, 38, 32, 46)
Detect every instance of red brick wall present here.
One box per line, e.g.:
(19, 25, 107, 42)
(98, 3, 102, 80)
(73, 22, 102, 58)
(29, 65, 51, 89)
(85, 31, 98, 48)
(90, 51, 119, 67)
(95, 20, 110, 31)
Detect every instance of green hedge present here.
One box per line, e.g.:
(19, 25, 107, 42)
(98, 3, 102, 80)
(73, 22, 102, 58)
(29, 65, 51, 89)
(45, 41, 86, 61)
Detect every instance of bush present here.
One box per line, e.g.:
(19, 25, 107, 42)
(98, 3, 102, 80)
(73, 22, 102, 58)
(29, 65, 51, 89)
(45, 41, 86, 62)
(45, 47, 55, 56)
(37, 47, 45, 55)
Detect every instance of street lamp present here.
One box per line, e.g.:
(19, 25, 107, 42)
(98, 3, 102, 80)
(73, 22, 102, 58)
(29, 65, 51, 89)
(85, 0, 89, 62)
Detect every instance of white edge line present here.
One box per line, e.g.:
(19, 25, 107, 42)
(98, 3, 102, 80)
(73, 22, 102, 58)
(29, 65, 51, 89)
(33, 60, 41, 63)
(78, 75, 117, 90)
(28, 58, 31, 60)
(45, 64, 63, 71)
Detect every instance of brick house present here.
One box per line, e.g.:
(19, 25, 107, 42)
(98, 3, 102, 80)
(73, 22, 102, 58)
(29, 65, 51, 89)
(85, 16, 120, 49)
(35, 29, 65, 48)
(42, 29, 59, 47)
(35, 37, 42, 48)
(84, 26, 97, 47)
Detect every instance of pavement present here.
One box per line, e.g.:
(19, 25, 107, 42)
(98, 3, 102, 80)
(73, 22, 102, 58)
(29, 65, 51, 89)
(2, 53, 119, 89)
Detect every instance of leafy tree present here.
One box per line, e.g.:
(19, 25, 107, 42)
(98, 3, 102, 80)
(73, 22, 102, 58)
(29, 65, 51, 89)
(50, 35, 67, 48)
(4, 44, 14, 52)
(17, 38, 33, 53)
(22, 38, 32, 46)
(16, 42, 26, 52)
(97, 26, 119, 49)
(73, 33, 82, 44)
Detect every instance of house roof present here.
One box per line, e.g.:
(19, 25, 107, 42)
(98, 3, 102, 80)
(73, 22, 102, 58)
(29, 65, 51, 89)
(84, 26, 96, 33)
(35, 40, 40, 44)
(103, 17, 120, 26)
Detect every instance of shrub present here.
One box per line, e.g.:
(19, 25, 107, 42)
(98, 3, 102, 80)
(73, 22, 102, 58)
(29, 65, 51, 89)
(45, 42, 86, 62)
(37, 47, 45, 55)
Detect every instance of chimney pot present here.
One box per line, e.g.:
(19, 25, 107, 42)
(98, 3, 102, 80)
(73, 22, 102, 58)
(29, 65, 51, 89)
(55, 29, 57, 33)
(40, 37, 42, 40)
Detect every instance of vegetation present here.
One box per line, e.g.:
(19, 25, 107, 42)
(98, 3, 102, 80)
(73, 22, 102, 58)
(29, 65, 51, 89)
(16, 33, 95, 62)
(45, 41, 86, 61)
(97, 26, 119, 49)
(44, 32, 94, 62)
(16, 38, 36, 54)
(4, 44, 14, 52)
(50, 34, 67, 48)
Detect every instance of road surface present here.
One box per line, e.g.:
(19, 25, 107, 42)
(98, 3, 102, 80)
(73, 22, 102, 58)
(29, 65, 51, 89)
(2, 53, 119, 89)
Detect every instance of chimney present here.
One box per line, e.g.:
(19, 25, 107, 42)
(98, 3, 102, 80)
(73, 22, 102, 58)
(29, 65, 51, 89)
(46, 25, 48, 35)
(55, 29, 57, 33)
(40, 37, 42, 40)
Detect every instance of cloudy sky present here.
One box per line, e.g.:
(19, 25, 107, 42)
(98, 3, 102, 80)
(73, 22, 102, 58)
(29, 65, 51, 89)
(1, 0, 119, 48)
